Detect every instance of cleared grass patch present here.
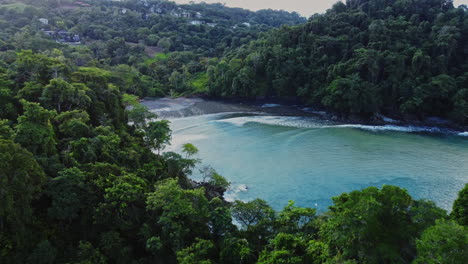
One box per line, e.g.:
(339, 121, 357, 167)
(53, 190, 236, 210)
(190, 72, 209, 93)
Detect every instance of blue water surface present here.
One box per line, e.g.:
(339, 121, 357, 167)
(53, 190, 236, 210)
(164, 112, 468, 212)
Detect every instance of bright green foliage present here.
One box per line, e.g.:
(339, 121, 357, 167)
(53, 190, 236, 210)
(122, 94, 139, 107)
(74, 241, 107, 264)
(190, 72, 209, 93)
(320, 185, 434, 263)
(72, 67, 112, 88)
(257, 233, 329, 264)
(145, 236, 162, 255)
(146, 178, 210, 251)
(200, 166, 230, 190)
(257, 233, 305, 264)
(127, 103, 156, 129)
(144, 120, 171, 154)
(276, 201, 316, 236)
(0, 119, 13, 139)
(208, 172, 230, 190)
(17, 82, 44, 102)
(14, 50, 68, 85)
(14, 100, 56, 156)
(413, 220, 468, 264)
(182, 143, 199, 158)
(96, 173, 147, 229)
(451, 183, 468, 226)
(54, 110, 91, 139)
(232, 199, 275, 230)
(176, 238, 216, 264)
(41, 78, 91, 112)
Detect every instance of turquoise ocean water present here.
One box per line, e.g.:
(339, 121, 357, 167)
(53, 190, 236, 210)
(147, 100, 468, 211)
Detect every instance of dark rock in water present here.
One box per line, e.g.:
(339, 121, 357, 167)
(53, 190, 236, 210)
(189, 179, 227, 201)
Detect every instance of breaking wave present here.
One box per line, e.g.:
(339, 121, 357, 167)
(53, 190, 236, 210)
(217, 115, 325, 128)
(217, 115, 465, 136)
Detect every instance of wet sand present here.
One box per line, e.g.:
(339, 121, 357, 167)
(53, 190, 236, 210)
(142, 97, 326, 119)
(142, 97, 468, 133)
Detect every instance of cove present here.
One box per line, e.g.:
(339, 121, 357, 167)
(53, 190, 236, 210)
(144, 98, 468, 212)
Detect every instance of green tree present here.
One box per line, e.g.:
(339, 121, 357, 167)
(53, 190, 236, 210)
(41, 78, 91, 112)
(276, 201, 316, 236)
(54, 110, 91, 139)
(176, 238, 216, 264)
(95, 173, 147, 229)
(14, 100, 57, 156)
(0, 119, 13, 140)
(0, 139, 46, 257)
(257, 233, 329, 264)
(146, 178, 210, 251)
(127, 103, 156, 129)
(413, 220, 468, 264)
(451, 183, 468, 226)
(144, 120, 171, 155)
(320, 185, 433, 263)
(27, 240, 58, 264)
(46, 167, 88, 222)
(322, 74, 378, 115)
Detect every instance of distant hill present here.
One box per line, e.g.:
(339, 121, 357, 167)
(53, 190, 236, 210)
(207, 0, 468, 125)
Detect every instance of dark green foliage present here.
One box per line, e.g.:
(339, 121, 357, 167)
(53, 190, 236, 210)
(208, 0, 468, 122)
(0, 139, 46, 260)
(0, 1, 465, 264)
(414, 220, 468, 264)
(451, 183, 468, 226)
(320, 185, 444, 263)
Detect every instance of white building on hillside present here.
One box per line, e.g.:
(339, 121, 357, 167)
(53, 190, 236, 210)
(38, 18, 48, 25)
(190, 20, 203, 25)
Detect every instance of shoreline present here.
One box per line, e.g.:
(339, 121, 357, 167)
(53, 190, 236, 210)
(143, 96, 468, 135)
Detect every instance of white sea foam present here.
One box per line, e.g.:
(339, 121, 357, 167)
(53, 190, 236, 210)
(216, 115, 467, 136)
(217, 115, 323, 128)
(330, 124, 445, 133)
(224, 183, 249, 202)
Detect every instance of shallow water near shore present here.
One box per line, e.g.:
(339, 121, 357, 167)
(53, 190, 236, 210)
(144, 98, 468, 211)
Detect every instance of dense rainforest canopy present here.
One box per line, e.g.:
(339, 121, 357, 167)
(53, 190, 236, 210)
(0, 0, 304, 97)
(208, 0, 468, 124)
(0, 0, 467, 263)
